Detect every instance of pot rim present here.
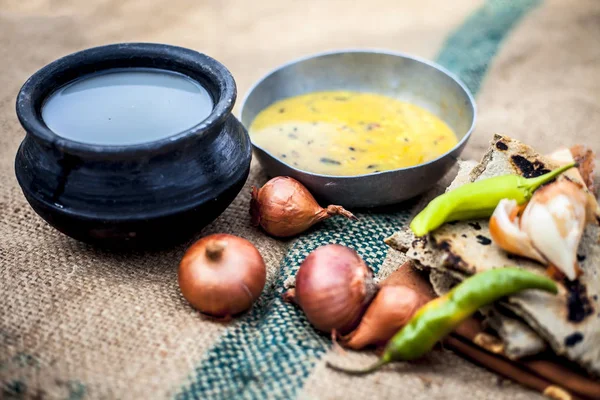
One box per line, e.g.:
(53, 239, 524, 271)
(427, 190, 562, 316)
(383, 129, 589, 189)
(15, 42, 237, 157)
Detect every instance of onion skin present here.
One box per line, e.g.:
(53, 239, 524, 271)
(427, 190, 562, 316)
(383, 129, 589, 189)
(178, 234, 266, 318)
(288, 244, 376, 335)
(489, 199, 546, 264)
(250, 176, 357, 237)
(338, 285, 428, 349)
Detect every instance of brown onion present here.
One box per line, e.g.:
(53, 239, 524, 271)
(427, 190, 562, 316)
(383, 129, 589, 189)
(283, 244, 377, 334)
(250, 176, 356, 237)
(338, 285, 427, 349)
(178, 234, 266, 318)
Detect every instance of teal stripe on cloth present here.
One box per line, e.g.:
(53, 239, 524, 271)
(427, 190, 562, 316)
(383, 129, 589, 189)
(176, 1, 542, 399)
(436, 0, 542, 95)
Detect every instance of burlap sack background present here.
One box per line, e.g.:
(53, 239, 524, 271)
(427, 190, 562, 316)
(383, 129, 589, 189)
(1, 0, 598, 399)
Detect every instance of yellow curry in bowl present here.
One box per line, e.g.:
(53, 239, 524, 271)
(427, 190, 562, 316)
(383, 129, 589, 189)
(249, 91, 457, 176)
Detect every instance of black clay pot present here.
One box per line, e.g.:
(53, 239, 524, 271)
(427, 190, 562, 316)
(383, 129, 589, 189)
(15, 43, 251, 247)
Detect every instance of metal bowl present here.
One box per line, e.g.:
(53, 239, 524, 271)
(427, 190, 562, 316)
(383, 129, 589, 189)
(240, 49, 476, 208)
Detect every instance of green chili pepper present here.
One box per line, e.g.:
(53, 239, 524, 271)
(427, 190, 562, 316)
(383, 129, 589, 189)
(410, 162, 577, 237)
(326, 267, 557, 375)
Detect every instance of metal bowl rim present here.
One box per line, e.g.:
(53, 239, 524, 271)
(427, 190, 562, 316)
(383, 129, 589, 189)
(239, 48, 476, 179)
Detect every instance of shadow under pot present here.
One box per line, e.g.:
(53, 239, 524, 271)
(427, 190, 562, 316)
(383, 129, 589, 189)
(15, 43, 252, 248)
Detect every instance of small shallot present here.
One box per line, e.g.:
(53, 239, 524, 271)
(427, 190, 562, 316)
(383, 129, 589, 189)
(338, 285, 427, 349)
(490, 180, 592, 280)
(178, 234, 266, 318)
(283, 244, 376, 335)
(251, 176, 357, 237)
(489, 199, 546, 264)
(521, 180, 589, 280)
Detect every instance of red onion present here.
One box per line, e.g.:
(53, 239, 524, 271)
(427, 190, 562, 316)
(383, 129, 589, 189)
(284, 244, 377, 334)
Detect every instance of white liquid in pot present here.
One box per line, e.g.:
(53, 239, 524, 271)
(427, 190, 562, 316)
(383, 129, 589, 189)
(42, 68, 214, 146)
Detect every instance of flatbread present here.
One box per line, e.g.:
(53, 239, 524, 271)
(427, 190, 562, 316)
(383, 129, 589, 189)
(387, 229, 549, 359)
(428, 268, 461, 295)
(481, 305, 547, 359)
(387, 135, 600, 376)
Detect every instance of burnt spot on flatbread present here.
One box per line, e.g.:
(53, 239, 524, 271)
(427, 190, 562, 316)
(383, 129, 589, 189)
(565, 280, 595, 323)
(510, 155, 551, 178)
(468, 222, 482, 230)
(437, 240, 473, 273)
(577, 254, 586, 262)
(564, 332, 584, 347)
(495, 141, 509, 151)
(461, 234, 467, 238)
(476, 235, 492, 245)
(411, 236, 428, 250)
(412, 236, 428, 246)
(438, 241, 451, 251)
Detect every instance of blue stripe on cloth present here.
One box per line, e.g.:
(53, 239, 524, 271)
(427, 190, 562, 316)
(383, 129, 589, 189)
(176, 1, 542, 399)
(436, 0, 542, 95)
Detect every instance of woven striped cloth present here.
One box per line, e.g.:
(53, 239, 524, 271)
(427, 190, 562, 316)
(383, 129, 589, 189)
(2, 0, 598, 398)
